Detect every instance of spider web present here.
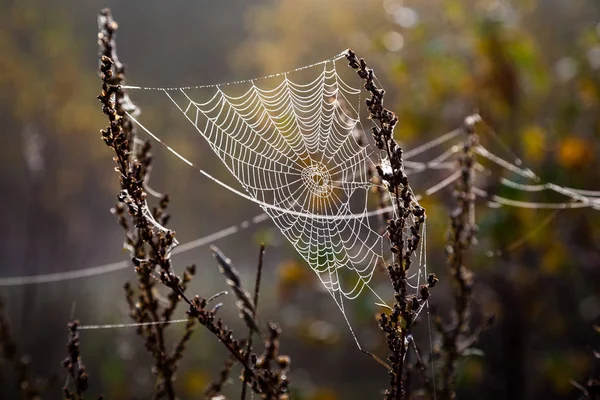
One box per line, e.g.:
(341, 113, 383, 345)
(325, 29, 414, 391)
(165, 58, 385, 301)
(120, 51, 428, 344)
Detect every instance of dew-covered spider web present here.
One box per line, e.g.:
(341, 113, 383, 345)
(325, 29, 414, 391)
(124, 52, 406, 340)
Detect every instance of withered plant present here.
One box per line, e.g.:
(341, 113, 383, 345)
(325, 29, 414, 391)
(346, 51, 493, 400)
(62, 320, 97, 400)
(347, 50, 437, 400)
(435, 116, 482, 400)
(96, 8, 290, 399)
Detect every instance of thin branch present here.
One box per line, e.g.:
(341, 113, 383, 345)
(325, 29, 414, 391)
(62, 321, 91, 400)
(241, 244, 265, 400)
(436, 116, 481, 400)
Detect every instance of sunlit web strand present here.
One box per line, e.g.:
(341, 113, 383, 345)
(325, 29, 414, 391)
(78, 319, 189, 331)
(120, 50, 350, 92)
(0, 127, 462, 287)
(0, 214, 267, 286)
(499, 178, 600, 197)
(474, 187, 597, 209)
(475, 146, 600, 209)
(3, 125, 599, 286)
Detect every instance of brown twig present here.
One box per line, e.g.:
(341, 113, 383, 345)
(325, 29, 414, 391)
(97, 10, 197, 398)
(346, 49, 436, 400)
(62, 321, 96, 400)
(436, 115, 480, 400)
(241, 244, 265, 400)
(97, 9, 289, 398)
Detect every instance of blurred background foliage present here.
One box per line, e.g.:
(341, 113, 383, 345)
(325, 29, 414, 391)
(1, 0, 600, 399)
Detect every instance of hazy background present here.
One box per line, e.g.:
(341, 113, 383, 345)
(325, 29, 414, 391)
(1, 0, 600, 398)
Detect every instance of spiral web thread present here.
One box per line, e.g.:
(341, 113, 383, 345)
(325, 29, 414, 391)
(158, 54, 397, 321)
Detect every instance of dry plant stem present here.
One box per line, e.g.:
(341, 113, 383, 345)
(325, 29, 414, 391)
(241, 244, 265, 400)
(62, 321, 93, 400)
(351, 123, 390, 228)
(98, 10, 197, 399)
(437, 119, 478, 400)
(346, 50, 436, 400)
(97, 9, 288, 399)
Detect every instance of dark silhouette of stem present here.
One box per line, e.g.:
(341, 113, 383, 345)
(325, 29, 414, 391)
(241, 244, 265, 400)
